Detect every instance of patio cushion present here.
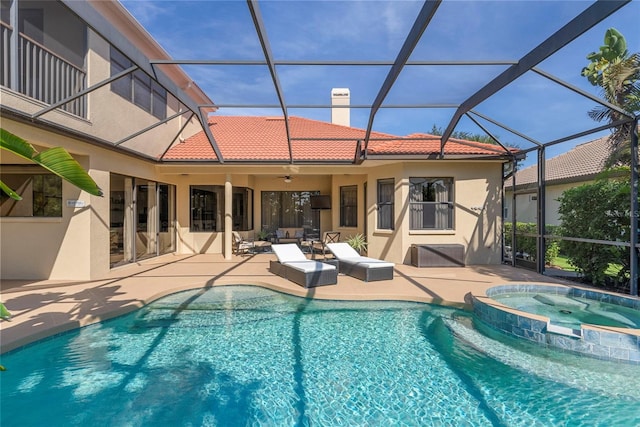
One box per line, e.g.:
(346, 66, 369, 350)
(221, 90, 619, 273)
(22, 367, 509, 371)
(284, 261, 336, 273)
(327, 242, 360, 258)
(327, 242, 394, 268)
(348, 259, 394, 269)
(272, 243, 309, 263)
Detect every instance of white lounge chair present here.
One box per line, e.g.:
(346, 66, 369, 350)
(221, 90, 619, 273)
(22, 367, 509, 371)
(269, 244, 338, 288)
(326, 242, 394, 282)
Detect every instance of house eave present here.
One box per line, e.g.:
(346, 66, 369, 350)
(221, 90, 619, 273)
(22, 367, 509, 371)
(1, 106, 162, 163)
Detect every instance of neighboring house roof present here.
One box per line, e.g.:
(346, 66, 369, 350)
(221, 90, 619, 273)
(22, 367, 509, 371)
(162, 116, 513, 162)
(505, 136, 612, 189)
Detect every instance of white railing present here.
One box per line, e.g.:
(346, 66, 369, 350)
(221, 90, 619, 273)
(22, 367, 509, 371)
(19, 34, 86, 118)
(0, 22, 10, 88)
(0, 21, 87, 118)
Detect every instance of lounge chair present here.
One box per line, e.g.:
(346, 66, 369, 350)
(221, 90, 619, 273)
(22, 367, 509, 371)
(326, 242, 394, 282)
(269, 244, 338, 288)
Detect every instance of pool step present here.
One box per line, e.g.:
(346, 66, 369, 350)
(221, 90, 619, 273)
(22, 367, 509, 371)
(546, 323, 582, 338)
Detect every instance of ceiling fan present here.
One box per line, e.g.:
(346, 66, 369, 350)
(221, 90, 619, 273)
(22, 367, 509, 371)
(277, 175, 293, 183)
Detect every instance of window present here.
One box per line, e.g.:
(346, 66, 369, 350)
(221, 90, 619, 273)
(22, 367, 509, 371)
(409, 178, 454, 230)
(232, 187, 253, 231)
(110, 47, 167, 120)
(191, 185, 222, 232)
(340, 185, 357, 227)
(261, 191, 319, 233)
(190, 185, 253, 232)
(1, 169, 62, 217)
(377, 179, 394, 230)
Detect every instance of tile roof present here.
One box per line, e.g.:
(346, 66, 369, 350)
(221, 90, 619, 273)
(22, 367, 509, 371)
(505, 136, 612, 188)
(162, 116, 512, 162)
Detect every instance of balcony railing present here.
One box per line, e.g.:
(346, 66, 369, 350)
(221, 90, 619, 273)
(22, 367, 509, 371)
(1, 22, 10, 89)
(1, 21, 87, 119)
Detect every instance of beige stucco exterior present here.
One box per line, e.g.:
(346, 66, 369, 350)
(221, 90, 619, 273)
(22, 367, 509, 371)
(0, 4, 204, 159)
(504, 181, 593, 226)
(0, 0, 507, 281)
(1, 113, 505, 281)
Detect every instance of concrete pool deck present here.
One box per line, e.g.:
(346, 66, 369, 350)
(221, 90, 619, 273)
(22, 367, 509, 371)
(1, 253, 575, 353)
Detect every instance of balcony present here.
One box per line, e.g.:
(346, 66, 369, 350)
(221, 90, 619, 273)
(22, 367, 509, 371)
(1, 20, 86, 119)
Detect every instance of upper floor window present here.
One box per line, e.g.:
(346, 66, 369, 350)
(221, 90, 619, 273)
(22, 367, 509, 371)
(409, 177, 454, 230)
(1, 167, 62, 217)
(340, 185, 357, 227)
(110, 47, 167, 120)
(377, 179, 394, 230)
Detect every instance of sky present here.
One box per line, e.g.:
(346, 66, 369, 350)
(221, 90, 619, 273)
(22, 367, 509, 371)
(119, 0, 640, 166)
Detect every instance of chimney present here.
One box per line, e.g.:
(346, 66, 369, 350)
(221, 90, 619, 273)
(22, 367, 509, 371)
(331, 88, 350, 127)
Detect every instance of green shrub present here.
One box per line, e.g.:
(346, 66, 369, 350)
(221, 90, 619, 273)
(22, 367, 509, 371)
(504, 222, 561, 265)
(557, 178, 635, 287)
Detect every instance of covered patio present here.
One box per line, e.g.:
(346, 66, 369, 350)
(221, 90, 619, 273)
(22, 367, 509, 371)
(1, 252, 571, 353)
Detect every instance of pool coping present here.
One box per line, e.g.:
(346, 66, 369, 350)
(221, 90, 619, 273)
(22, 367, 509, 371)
(471, 284, 640, 364)
(0, 253, 588, 355)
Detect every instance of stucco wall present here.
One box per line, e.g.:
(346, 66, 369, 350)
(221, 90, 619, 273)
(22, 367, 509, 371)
(362, 161, 503, 265)
(2, 116, 507, 280)
(0, 26, 201, 160)
(505, 181, 590, 226)
(1, 119, 167, 280)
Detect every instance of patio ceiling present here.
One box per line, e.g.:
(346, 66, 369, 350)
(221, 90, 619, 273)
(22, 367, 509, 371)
(58, 0, 637, 165)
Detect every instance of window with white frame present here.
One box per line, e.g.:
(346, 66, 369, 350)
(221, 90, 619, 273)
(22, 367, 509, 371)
(409, 177, 454, 230)
(377, 179, 394, 230)
(340, 185, 357, 227)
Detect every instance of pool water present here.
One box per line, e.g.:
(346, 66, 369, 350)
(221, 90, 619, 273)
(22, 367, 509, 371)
(492, 293, 640, 329)
(2, 285, 640, 426)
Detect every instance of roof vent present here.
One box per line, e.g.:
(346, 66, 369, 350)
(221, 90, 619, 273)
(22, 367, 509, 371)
(331, 88, 350, 127)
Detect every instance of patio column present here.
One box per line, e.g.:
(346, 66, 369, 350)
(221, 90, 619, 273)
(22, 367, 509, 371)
(224, 174, 233, 260)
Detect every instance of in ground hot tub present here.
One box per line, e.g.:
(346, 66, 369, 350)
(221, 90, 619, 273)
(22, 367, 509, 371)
(471, 284, 640, 364)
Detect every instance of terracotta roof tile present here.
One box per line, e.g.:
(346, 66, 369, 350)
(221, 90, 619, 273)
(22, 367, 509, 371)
(368, 133, 509, 156)
(163, 116, 512, 161)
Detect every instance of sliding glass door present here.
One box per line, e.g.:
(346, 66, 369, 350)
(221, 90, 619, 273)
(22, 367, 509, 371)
(159, 184, 176, 255)
(261, 191, 320, 234)
(110, 174, 175, 267)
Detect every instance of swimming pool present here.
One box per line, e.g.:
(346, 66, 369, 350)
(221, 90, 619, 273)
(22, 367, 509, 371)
(2, 285, 640, 426)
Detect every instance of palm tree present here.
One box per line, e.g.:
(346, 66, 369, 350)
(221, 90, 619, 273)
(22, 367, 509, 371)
(581, 28, 640, 167)
(1, 128, 103, 199)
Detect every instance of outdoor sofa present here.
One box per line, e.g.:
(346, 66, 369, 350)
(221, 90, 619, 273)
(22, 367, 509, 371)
(326, 242, 394, 282)
(269, 244, 338, 288)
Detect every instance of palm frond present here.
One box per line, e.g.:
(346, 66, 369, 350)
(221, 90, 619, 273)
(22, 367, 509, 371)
(0, 128, 103, 198)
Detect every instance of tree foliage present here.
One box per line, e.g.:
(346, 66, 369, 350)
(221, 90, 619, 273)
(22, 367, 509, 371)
(557, 177, 635, 287)
(0, 128, 103, 199)
(503, 222, 560, 266)
(430, 125, 505, 146)
(581, 28, 640, 167)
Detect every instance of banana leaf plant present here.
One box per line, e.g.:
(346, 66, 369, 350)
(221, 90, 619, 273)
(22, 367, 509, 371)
(0, 128, 103, 200)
